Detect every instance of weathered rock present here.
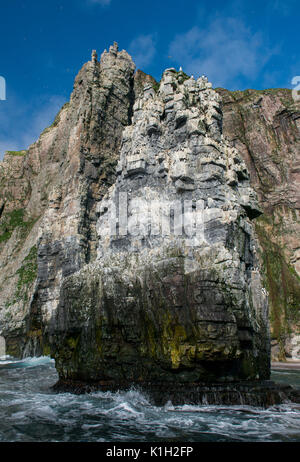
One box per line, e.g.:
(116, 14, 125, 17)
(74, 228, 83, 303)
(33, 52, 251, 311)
(47, 69, 270, 386)
(0, 45, 299, 402)
(217, 88, 300, 360)
(52, 379, 300, 407)
(134, 69, 158, 98)
(0, 44, 135, 356)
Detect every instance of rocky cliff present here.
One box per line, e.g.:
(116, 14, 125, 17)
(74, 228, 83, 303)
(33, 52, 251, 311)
(0, 43, 299, 385)
(0, 43, 135, 356)
(217, 88, 300, 360)
(48, 65, 271, 388)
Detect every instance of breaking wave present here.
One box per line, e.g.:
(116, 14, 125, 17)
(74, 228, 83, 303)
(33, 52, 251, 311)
(0, 357, 299, 442)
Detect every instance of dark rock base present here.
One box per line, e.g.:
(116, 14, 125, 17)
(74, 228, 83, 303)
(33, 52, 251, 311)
(52, 380, 300, 407)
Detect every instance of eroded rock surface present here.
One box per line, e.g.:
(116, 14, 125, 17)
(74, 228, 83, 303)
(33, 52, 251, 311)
(218, 88, 300, 360)
(0, 43, 135, 356)
(48, 68, 269, 385)
(0, 44, 298, 394)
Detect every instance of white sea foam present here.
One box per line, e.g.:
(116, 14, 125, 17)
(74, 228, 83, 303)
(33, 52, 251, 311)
(0, 360, 299, 442)
(0, 355, 54, 366)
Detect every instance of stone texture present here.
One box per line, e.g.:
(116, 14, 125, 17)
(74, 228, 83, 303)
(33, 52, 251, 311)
(0, 43, 135, 356)
(0, 44, 298, 397)
(52, 379, 300, 407)
(47, 68, 270, 385)
(217, 88, 300, 360)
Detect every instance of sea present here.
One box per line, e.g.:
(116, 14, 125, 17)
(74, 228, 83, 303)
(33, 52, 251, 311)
(0, 356, 299, 442)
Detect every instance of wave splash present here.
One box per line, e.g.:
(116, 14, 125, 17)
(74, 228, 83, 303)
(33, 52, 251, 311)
(0, 359, 300, 442)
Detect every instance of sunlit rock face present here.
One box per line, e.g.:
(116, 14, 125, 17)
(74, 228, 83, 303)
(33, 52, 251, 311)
(48, 65, 270, 385)
(0, 42, 274, 389)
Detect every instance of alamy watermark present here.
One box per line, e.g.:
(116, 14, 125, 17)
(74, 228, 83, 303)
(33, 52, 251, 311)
(292, 76, 300, 102)
(0, 76, 6, 100)
(0, 336, 6, 357)
(103, 193, 212, 246)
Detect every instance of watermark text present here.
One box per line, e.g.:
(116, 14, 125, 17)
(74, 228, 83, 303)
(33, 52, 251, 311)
(0, 76, 6, 100)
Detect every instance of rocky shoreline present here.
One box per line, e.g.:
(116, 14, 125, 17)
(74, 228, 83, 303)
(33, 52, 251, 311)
(52, 379, 300, 407)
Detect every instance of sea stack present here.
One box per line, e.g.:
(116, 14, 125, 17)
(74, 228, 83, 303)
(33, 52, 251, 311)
(1, 44, 299, 405)
(47, 49, 270, 389)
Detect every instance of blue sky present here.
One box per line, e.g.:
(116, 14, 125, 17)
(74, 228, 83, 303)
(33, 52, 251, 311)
(0, 0, 299, 158)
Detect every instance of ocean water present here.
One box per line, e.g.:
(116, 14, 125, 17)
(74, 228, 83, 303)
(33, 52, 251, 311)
(0, 356, 300, 442)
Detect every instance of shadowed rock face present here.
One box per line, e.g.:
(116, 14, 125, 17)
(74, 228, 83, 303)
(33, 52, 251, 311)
(0, 43, 135, 356)
(0, 44, 296, 389)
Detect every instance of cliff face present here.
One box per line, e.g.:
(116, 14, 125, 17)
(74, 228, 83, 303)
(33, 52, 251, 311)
(0, 43, 135, 356)
(217, 88, 300, 360)
(0, 43, 298, 375)
(48, 68, 269, 385)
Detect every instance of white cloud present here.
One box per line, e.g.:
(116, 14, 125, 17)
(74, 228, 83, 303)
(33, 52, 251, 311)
(169, 18, 276, 88)
(0, 95, 66, 160)
(128, 34, 156, 69)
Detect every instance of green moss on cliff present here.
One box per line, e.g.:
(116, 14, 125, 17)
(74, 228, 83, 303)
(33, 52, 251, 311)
(15, 245, 38, 302)
(217, 87, 293, 107)
(255, 216, 300, 359)
(0, 209, 38, 243)
(0, 209, 35, 243)
(152, 81, 160, 93)
(150, 70, 190, 93)
(40, 102, 69, 136)
(4, 244, 38, 309)
(5, 150, 27, 157)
